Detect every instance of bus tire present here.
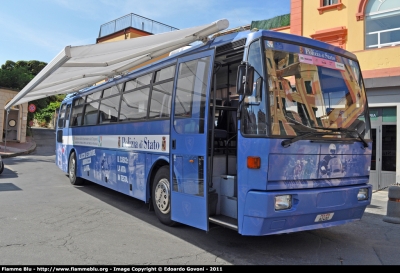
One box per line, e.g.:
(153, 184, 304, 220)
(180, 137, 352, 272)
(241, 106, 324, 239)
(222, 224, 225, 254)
(0, 162, 4, 174)
(152, 166, 176, 226)
(68, 152, 84, 185)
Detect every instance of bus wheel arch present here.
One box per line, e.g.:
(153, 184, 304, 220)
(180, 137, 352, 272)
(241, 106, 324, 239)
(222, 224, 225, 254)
(68, 149, 84, 185)
(147, 160, 168, 199)
(149, 160, 176, 226)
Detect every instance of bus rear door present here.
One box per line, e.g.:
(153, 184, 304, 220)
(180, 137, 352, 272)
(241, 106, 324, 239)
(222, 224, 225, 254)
(170, 50, 215, 230)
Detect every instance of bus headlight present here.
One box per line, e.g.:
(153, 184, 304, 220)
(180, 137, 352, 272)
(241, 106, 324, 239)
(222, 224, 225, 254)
(275, 195, 292, 210)
(357, 188, 369, 201)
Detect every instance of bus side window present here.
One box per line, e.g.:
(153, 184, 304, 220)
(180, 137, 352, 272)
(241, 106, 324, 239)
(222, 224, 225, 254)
(119, 87, 150, 121)
(64, 104, 71, 128)
(57, 104, 66, 128)
(149, 65, 175, 119)
(98, 95, 120, 124)
(70, 97, 85, 127)
(149, 81, 173, 119)
(83, 101, 100, 126)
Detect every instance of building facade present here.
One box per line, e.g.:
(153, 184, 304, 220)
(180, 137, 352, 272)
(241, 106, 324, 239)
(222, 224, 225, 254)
(0, 88, 28, 143)
(96, 13, 179, 71)
(268, 0, 400, 189)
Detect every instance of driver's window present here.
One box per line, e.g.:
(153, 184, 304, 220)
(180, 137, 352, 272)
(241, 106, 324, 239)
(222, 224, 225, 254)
(242, 40, 267, 135)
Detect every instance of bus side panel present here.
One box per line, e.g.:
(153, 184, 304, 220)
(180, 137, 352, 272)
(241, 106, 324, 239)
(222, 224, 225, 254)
(72, 146, 145, 200)
(56, 142, 69, 173)
(74, 146, 117, 188)
(73, 145, 172, 203)
(115, 151, 146, 200)
(63, 120, 170, 201)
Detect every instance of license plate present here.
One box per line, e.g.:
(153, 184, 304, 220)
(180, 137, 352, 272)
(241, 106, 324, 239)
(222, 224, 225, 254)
(315, 213, 334, 222)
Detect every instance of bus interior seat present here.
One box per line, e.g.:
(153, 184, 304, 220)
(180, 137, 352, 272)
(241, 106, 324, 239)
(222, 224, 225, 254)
(226, 99, 238, 149)
(210, 101, 228, 151)
(229, 100, 238, 133)
(210, 99, 239, 153)
(99, 112, 118, 124)
(71, 113, 83, 126)
(83, 111, 99, 126)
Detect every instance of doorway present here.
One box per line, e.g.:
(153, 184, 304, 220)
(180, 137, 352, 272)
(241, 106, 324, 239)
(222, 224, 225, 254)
(3, 108, 19, 141)
(370, 108, 397, 190)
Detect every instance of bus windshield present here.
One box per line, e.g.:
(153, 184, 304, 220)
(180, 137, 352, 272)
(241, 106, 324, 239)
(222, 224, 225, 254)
(262, 40, 370, 139)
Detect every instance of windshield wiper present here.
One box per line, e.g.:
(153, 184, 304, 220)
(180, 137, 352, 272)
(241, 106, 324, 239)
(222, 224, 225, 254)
(281, 131, 339, 147)
(281, 114, 369, 148)
(313, 127, 369, 148)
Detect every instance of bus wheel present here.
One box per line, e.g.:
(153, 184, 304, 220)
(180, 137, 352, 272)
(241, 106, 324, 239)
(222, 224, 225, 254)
(68, 152, 84, 185)
(0, 162, 4, 174)
(152, 166, 176, 226)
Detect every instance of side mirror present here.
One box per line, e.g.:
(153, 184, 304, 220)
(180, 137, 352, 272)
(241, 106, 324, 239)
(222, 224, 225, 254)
(236, 63, 254, 96)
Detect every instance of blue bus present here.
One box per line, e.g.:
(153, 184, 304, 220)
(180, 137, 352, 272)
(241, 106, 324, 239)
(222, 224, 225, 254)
(56, 28, 372, 236)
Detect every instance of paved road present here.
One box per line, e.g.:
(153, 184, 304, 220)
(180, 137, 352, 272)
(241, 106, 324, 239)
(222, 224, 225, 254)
(0, 128, 399, 265)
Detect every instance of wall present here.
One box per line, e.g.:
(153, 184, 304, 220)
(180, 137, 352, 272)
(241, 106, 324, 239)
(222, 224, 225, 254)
(96, 28, 151, 43)
(356, 47, 400, 76)
(0, 88, 28, 143)
(302, 0, 348, 39)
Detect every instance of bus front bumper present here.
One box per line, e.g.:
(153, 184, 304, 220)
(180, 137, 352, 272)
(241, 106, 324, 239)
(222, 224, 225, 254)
(241, 184, 372, 236)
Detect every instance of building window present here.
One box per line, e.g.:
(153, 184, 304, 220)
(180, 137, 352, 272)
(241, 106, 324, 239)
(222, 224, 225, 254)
(323, 0, 339, 6)
(318, 0, 343, 14)
(365, 0, 400, 49)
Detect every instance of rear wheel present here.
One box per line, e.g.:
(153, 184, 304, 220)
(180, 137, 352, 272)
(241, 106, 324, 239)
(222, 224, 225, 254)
(152, 166, 175, 226)
(68, 152, 84, 185)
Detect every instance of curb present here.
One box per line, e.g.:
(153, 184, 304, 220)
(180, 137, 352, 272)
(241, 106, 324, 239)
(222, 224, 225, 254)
(373, 183, 400, 193)
(1, 141, 37, 158)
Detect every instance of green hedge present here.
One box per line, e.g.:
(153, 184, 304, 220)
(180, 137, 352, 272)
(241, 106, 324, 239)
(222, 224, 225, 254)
(251, 14, 290, 30)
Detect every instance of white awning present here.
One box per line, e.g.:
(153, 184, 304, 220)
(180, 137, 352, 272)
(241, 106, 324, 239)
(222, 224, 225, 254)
(5, 19, 229, 110)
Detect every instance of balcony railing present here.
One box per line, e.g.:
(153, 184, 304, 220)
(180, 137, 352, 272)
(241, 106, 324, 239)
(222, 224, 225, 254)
(366, 27, 400, 49)
(99, 13, 179, 38)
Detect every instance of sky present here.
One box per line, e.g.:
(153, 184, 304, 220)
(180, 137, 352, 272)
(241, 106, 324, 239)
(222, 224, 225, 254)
(0, 0, 290, 66)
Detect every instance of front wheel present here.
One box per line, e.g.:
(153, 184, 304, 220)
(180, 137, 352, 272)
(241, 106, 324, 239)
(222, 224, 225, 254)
(152, 166, 176, 226)
(68, 152, 84, 185)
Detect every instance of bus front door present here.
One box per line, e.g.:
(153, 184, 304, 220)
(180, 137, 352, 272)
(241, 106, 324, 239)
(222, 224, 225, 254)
(170, 50, 215, 230)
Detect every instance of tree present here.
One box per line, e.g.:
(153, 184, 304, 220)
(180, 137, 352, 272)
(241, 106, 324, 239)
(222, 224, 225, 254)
(1, 60, 65, 126)
(1, 60, 47, 76)
(0, 66, 33, 90)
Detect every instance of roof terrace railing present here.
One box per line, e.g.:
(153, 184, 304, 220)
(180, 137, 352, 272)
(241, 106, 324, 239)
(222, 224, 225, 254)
(99, 13, 179, 38)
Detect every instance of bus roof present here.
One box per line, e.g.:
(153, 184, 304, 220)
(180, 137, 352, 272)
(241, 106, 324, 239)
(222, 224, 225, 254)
(208, 28, 356, 60)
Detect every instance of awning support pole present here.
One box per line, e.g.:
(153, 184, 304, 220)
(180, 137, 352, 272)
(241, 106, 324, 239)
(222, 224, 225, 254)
(4, 109, 9, 152)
